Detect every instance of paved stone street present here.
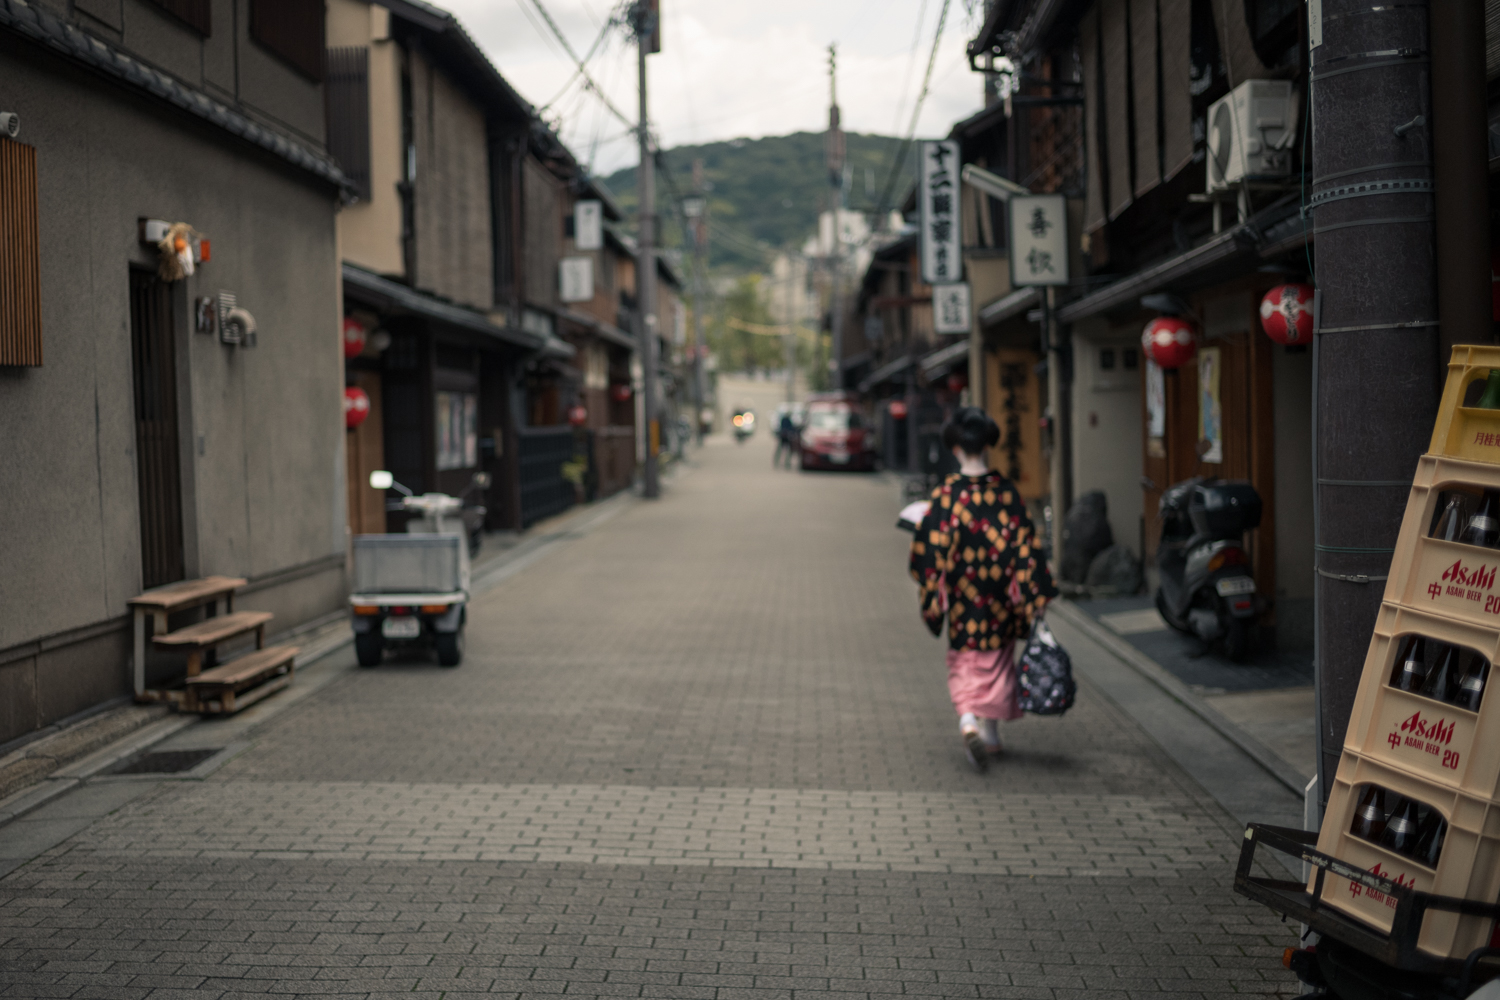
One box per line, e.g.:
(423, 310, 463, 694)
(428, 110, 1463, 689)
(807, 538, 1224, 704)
(1, 378, 1299, 999)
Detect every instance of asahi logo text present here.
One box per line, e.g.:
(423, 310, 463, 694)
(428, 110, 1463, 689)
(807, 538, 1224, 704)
(1443, 559, 1497, 590)
(1400, 710, 1456, 744)
(1427, 557, 1500, 611)
(1352, 862, 1416, 910)
(1388, 709, 1463, 769)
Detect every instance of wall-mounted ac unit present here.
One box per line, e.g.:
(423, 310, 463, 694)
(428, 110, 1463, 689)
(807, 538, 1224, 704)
(1205, 79, 1296, 193)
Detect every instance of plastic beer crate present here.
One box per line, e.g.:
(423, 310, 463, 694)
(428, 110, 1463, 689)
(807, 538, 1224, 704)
(1341, 602, 1494, 794)
(1383, 453, 1500, 631)
(1313, 751, 1500, 958)
(1430, 345, 1500, 465)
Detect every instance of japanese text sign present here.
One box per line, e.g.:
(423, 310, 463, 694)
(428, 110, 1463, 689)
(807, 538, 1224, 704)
(1008, 194, 1069, 287)
(559, 256, 594, 303)
(932, 283, 971, 335)
(574, 200, 603, 251)
(919, 140, 962, 285)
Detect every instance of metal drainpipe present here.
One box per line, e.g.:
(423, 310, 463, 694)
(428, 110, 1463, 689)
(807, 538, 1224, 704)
(1310, 0, 1440, 806)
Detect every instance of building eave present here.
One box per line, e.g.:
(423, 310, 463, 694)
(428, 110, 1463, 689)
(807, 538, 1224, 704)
(342, 262, 546, 352)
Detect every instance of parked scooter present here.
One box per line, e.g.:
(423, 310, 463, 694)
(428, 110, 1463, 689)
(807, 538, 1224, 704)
(731, 408, 755, 443)
(1154, 477, 1262, 662)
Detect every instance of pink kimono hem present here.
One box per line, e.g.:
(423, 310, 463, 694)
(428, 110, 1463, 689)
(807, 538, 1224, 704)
(946, 645, 1023, 721)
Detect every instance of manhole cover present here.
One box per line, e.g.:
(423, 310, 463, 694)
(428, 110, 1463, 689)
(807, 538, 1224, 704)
(110, 749, 220, 774)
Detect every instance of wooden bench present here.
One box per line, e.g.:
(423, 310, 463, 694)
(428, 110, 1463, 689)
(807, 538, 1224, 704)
(151, 609, 273, 677)
(127, 576, 246, 697)
(184, 645, 299, 714)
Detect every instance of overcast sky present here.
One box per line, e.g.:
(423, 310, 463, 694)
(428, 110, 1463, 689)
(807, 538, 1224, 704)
(439, 0, 990, 176)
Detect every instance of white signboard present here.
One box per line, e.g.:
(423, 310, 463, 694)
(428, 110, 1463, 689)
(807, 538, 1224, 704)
(918, 140, 961, 285)
(574, 200, 603, 251)
(1008, 194, 1069, 286)
(932, 283, 971, 334)
(1146, 359, 1166, 439)
(559, 256, 594, 303)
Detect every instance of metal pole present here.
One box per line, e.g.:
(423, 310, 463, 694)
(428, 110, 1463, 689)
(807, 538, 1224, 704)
(784, 256, 796, 402)
(827, 44, 843, 392)
(690, 158, 706, 446)
(1044, 287, 1065, 567)
(1311, 0, 1439, 801)
(635, 2, 660, 498)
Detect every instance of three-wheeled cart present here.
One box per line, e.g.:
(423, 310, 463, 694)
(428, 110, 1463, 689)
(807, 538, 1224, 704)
(350, 482, 471, 668)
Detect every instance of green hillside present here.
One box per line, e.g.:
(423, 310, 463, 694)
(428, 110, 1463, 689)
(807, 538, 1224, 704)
(600, 131, 916, 273)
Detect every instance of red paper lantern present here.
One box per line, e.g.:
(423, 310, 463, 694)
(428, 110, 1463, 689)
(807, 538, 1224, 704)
(610, 383, 633, 403)
(889, 400, 909, 420)
(344, 386, 370, 429)
(1258, 284, 1315, 345)
(567, 404, 588, 426)
(1141, 316, 1198, 369)
(342, 317, 367, 359)
(946, 372, 969, 394)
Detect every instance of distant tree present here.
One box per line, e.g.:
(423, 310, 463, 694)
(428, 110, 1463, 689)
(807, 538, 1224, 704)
(708, 275, 786, 375)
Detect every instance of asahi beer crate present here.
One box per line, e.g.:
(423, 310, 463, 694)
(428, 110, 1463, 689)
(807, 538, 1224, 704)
(1342, 603, 1495, 795)
(1430, 345, 1500, 465)
(1384, 453, 1500, 629)
(1313, 751, 1500, 958)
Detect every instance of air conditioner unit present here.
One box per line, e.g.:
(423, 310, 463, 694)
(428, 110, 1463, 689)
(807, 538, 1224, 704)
(1205, 79, 1296, 193)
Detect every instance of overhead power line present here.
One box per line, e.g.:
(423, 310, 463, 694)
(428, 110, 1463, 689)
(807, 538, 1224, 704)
(539, 18, 616, 112)
(522, 0, 637, 133)
(875, 0, 953, 219)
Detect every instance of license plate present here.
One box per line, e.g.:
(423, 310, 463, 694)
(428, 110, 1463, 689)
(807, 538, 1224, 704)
(382, 616, 421, 639)
(830, 453, 850, 463)
(1215, 577, 1255, 597)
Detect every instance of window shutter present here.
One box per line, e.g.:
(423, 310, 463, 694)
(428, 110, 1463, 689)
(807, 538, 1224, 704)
(0, 139, 41, 367)
(1101, 0, 1135, 219)
(1131, 0, 1161, 196)
(326, 46, 371, 200)
(250, 0, 327, 82)
(1080, 5, 1108, 233)
(146, 0, 210, 35)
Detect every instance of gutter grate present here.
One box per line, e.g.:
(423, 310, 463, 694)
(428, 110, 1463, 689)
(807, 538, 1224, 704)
(110, 749, 219, 774)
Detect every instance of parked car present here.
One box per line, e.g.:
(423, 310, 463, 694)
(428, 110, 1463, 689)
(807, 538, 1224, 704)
(799, 395, 878, 471)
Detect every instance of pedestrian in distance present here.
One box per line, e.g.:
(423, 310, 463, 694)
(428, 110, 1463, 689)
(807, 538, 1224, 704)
(908, 407, 1057, 772)
(775, 411, 798, 469)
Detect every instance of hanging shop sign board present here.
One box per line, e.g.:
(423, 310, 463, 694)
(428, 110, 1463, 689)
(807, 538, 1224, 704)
(560, 256, 595, 303)
(932, 283, 971, 334)
(574, 200, 603, 251)
(1198, 346, 1224, 463)
(919, 140, 961, 285)
(1008, 193, 1069, 287)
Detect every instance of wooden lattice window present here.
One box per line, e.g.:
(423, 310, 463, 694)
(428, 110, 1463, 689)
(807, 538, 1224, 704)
(0, 139, 41, 367)
(326, 46, 371, 200)
(146, 0, 210, 35)
(250, 0, 326, 82)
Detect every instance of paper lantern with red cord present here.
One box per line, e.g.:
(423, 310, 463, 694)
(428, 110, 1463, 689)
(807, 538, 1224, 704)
(344, 386, 370, 429)
(1258, 284, 1315, 345)
(567, 405, 588, 426)
(1141, 316, 1198, 369)
(610, 383, 633, 403)
(889, 400, 909, 420)
(342, 317, 367, 359)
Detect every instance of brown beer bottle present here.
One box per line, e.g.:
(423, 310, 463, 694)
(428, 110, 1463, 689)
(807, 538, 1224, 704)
(1415, 811, 1447, 868)
(1421, 644, 1463, 704)
(1457, 657, 1490, 712)
(1381, 797, 1422, 856)
(1350, 785, 1387, 841)
(1391, 636, 1428, 692)
(1461, 490, 1500, 547)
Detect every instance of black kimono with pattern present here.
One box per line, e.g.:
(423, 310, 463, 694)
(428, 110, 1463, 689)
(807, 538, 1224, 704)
(908, 471, 1057, 650)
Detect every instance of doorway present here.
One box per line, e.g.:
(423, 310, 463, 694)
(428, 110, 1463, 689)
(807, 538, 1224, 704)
(129, 267, 185, 589)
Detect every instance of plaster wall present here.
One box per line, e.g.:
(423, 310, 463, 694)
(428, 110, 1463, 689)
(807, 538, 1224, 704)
(1070, 317, 1145, 557)
(0, 38, 344, 740)
(411, 50, 493, 308)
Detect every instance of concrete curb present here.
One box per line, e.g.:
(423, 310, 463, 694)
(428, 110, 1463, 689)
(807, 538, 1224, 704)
(1048, 598, 1312, 797)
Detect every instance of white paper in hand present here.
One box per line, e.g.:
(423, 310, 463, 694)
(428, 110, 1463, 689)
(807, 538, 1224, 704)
(896, 500, 931, 533)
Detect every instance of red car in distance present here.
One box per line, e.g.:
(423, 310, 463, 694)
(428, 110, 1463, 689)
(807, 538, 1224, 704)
(799, 395, 878, 472)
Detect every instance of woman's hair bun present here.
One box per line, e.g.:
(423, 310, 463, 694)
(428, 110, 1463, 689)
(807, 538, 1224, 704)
(941, 406, 1000, 456)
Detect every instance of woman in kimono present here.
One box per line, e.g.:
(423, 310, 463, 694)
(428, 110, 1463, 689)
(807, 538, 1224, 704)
(908, 407, 1057, 771)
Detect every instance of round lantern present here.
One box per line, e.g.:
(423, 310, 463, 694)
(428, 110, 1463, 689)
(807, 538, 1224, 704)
(344, 386, 370, 429)
(1141, 316, 1198, 369)
(342, 317, 367, 359)
(946, 372, 968, 394)
(567, 404, 588, 427)
(1258, 284, 1315, 345)
(610, 383, 633, 403)
(889, 400, 909, 420)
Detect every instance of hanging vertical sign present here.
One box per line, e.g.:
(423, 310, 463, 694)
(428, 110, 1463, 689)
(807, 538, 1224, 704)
(1198, 346, 1223, 463)
(932, 283, 971, 334)
(1146, 359, 1166, 458)
(559, 257, 594, 302)
(1008, 194, 1069, 286)
(574, 200, 603, 251)
(919, 140, 961, 285)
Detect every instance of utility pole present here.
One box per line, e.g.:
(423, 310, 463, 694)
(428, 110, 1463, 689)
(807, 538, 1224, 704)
(783, 254, 796, 403)
(825, 44, 844, 392)
(688, 157, 707, 446)
(1310, 0, 1439, 806)
(634, 0, 660, 498)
